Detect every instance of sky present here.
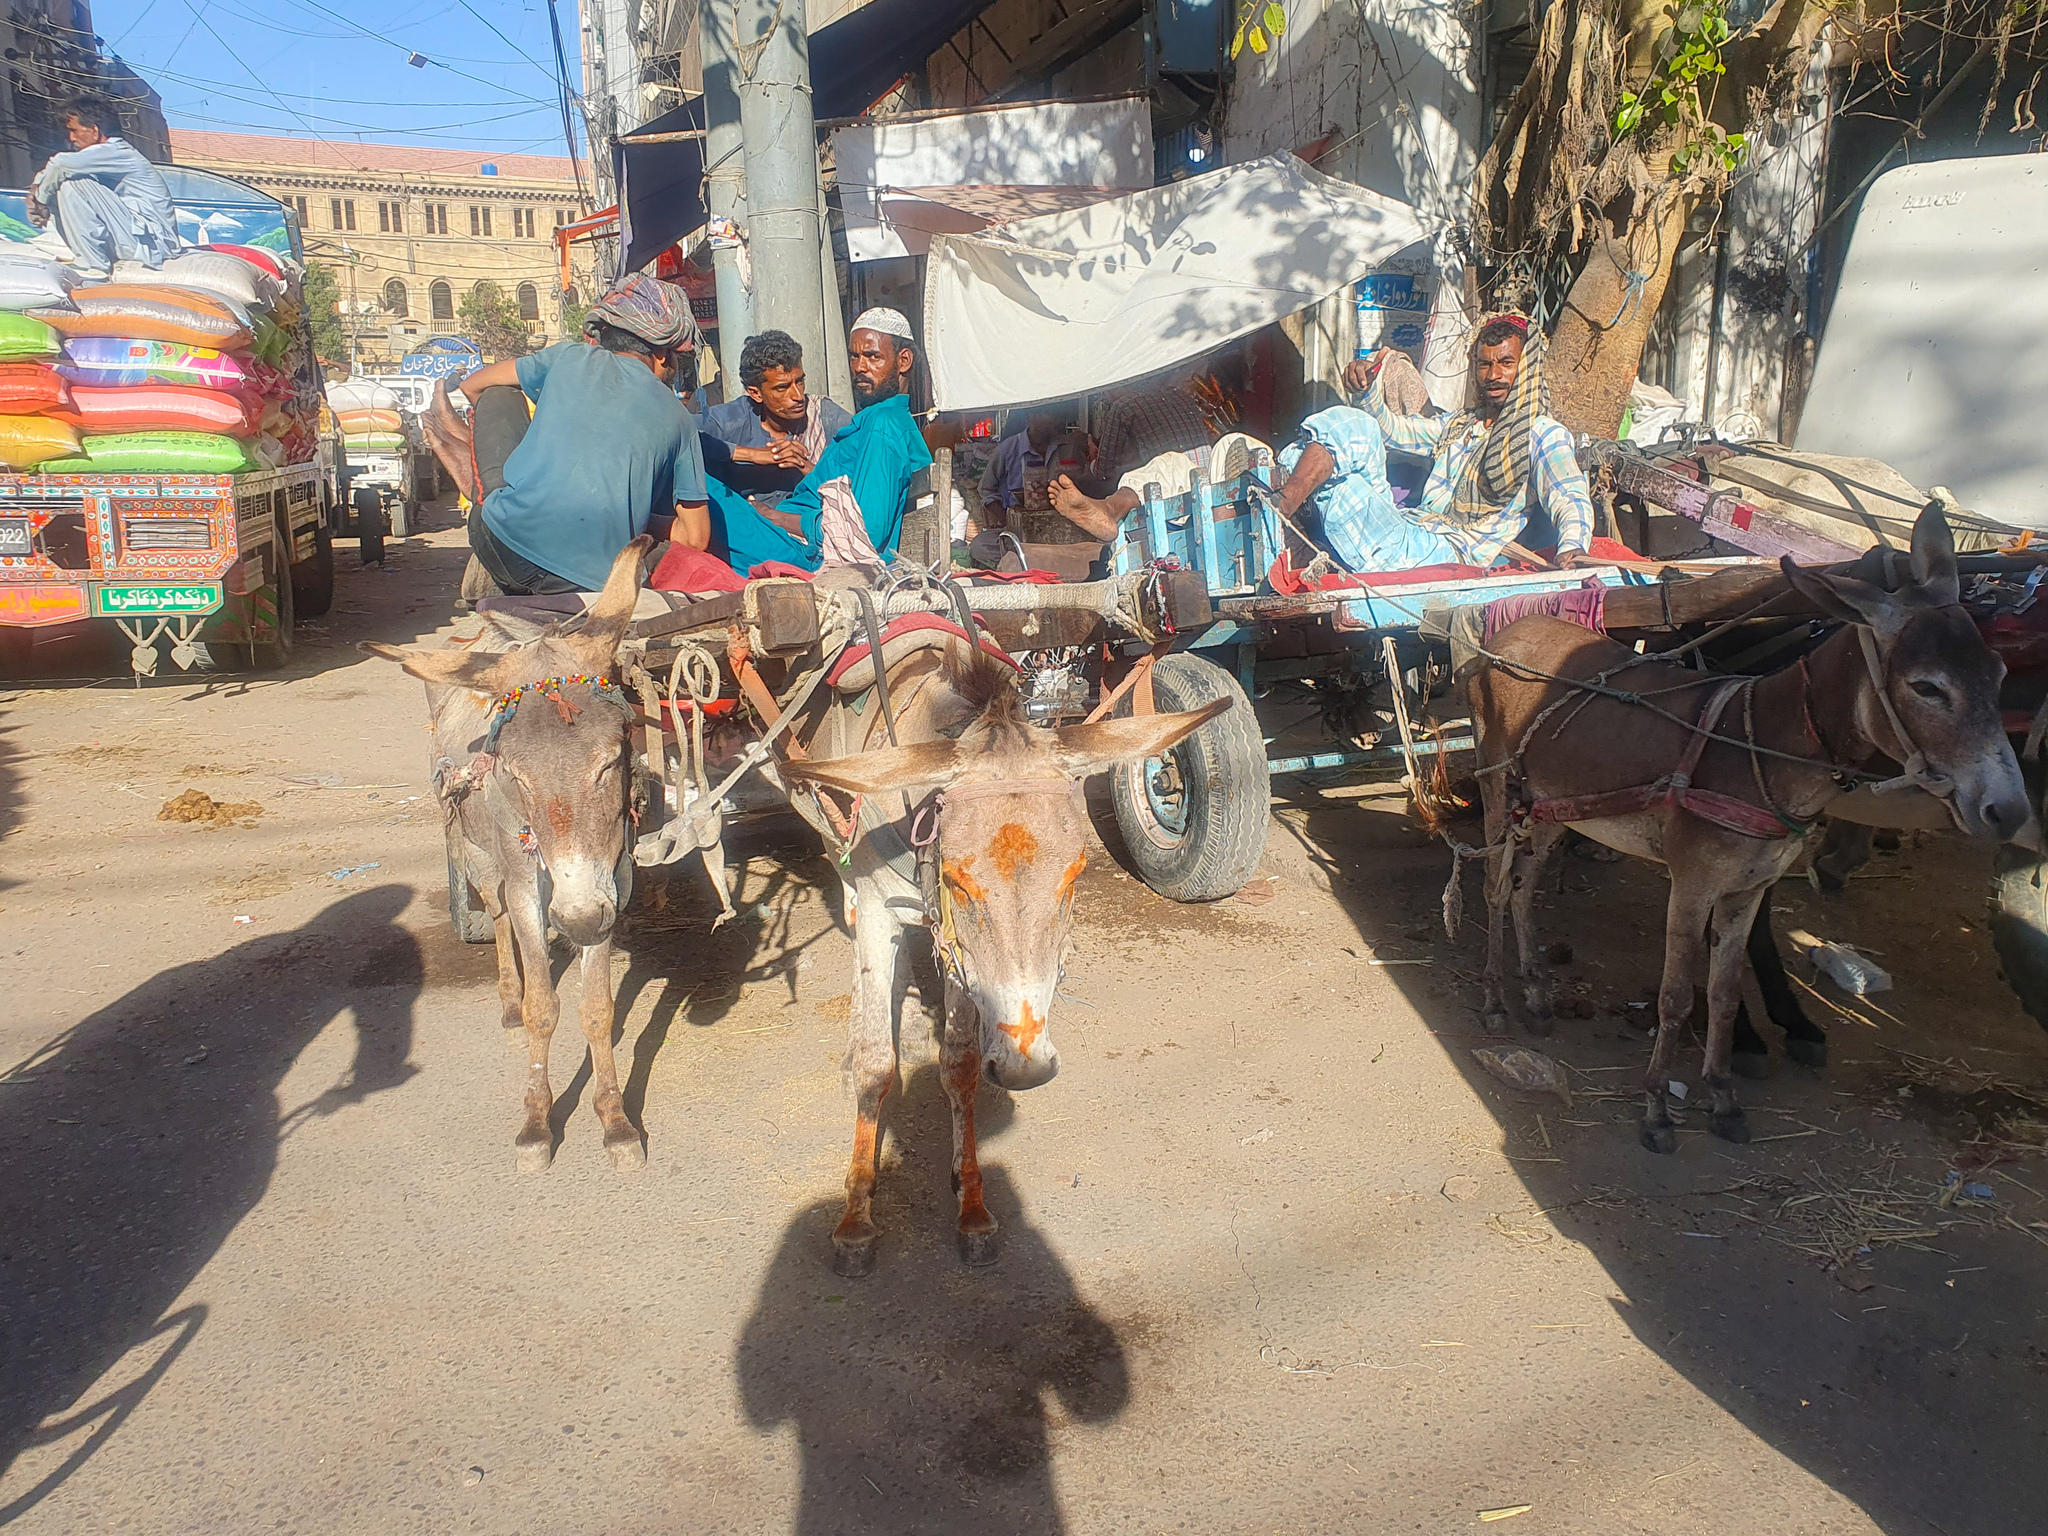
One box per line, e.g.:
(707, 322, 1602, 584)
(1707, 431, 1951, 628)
(90, 0, 588, 157)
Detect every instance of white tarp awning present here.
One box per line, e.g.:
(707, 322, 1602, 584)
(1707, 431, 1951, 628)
(832, 98, 1152, 263)
(923, 153, 1433, 412)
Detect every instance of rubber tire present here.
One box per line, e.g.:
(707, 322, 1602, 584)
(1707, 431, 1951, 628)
(1108, 652, 1270, 902)
(354, 487, 385, 564)
(291, 517, 335, 618)
(447, 848, 493, 943)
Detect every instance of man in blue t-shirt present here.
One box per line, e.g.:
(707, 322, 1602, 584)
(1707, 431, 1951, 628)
(458, 274, 710, 594)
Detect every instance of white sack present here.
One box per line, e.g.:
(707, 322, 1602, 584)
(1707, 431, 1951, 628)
(118, 250, 283, 311)
(924, 153, 1431, 412)
(327, 379, 403, 413)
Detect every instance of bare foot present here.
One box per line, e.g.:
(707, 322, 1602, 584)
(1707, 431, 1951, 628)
(1050, 474, 1122, 540)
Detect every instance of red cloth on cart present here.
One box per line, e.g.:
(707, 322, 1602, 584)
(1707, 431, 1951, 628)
(648, 545, 825, 595)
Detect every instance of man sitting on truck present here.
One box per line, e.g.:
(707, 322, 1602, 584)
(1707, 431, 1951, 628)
(457, 274, 710, 595)
(696, 329, 851, 507)
(27, 96, 179, 275)
(685, 308, 931, 575)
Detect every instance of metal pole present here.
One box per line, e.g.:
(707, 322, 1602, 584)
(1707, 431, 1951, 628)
(735, 0, 832, 393)
(700, 0, 754, 388)
(817, 181, 851, 409)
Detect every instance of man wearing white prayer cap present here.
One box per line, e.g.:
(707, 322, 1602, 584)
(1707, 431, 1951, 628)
(688, 309, 931, 573)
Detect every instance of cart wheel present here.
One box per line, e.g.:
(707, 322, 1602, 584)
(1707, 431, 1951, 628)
(354, 487, 386, 564)
(1109, 652, 1269, 902)
(447, 848, 494, 943)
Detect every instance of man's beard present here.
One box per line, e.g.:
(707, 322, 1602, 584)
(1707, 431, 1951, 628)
(852, 373, 899, 406)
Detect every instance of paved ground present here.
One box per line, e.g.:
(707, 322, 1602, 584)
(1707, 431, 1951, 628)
(2, 503, 2045, 1534)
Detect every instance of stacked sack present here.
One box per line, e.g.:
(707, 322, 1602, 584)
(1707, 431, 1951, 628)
(327, 378, 407, 458)
(0, 241, 324, 475)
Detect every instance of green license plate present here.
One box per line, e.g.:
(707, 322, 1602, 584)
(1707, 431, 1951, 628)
(92, 583, 224, 617)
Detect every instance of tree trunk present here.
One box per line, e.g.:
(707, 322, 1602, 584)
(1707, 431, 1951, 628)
(1544, 182, 1692, 438)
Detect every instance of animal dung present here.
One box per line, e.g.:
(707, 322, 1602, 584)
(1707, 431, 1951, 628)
(1471, 1047, 1572, 1106)
(158, 788, 264, 827)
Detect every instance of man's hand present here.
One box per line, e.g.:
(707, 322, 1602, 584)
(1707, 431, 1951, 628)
(1342, 355, 1378, 396)
(1556, 547, 1588, 569)
(25, 196, 46, 229)
(767, 438, 811, 472)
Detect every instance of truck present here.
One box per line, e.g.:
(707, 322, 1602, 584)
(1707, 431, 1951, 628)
(0, 165, 339, 679)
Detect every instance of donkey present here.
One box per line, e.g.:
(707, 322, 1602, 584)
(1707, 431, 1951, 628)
(1467, 506, 2035, 1152)
(364, 537, 652, 1171)
(779, 643, 1226, 1275)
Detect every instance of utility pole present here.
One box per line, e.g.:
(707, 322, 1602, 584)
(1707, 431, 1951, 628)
(734, 0, 847, 407)
(699, 0, 753, 388)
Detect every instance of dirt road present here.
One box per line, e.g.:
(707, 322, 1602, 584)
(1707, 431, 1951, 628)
(2, 504, 2045, 1534)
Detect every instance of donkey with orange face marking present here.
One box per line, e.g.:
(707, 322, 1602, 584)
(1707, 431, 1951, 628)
(783, 647, 1225, 1275)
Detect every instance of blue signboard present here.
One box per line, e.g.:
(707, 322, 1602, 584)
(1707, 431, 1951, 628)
(399, 337, 484, 379)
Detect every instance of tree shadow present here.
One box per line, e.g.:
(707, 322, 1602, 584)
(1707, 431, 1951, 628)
(735, 1063, 1130, 1535)
(0, 885, 421, 1521)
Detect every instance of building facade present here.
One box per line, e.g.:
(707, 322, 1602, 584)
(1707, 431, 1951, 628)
(169, 130, 601, 367)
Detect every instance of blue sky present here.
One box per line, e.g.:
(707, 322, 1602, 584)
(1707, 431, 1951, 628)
(92, 0, 587, 157)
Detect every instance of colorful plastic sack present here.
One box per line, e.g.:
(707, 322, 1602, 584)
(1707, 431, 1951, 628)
(0, 413, 80, 467)
(61, 384, 253, 435)
(344, 431, 407, 453)
(0, 312, 60, 359)
(206, 243, 286, 280)
(115, 251, 281, 311)
(40, 430, 254, 475)
(33, 285, 252, 349)
(0, 362, 68, 413)
(0, 252, 76, 312)
(58, 337, 248, 391)
(339, 408, 403, 432)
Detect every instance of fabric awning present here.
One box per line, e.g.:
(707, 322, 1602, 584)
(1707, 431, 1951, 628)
(923, 153, 1434, 412)
(615, 0, 1005, 272)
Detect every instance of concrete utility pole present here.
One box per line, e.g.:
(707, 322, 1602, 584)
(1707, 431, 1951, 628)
(734, 0, 848, 407)
(699, 0, 753, 387)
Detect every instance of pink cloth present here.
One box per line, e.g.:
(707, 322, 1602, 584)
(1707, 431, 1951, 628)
(1482, 574, 1607, 643)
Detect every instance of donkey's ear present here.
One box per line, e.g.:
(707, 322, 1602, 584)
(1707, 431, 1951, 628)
(574, 534, 655, 663)
(782, 740, 965, 797)
(1779, 556, 1906, 636)
(1909, 500, 1961, 605)
(1047, 698, 1230, 778)
(361, 640, 510, 691)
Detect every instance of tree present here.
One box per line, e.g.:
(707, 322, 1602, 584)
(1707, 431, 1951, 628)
(457, 281, 535, 361)
(1474, 0, 1823, 436)
(303, 263, 348, 369)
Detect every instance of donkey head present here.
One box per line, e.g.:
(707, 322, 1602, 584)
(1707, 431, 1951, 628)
(1782, 505, 2035, 845)
(364, 536, 652, 943)
(786, 654, 1227, 1091)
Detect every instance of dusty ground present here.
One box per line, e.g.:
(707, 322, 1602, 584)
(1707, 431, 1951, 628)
(2, 504, 2045, 1535)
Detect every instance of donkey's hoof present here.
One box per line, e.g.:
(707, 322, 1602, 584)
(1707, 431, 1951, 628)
(832, 1237, 878, 1278)
(1711, 1110, 1751, 1144)
(605, 1132, 647, 1171)
(515, 1134, 554, 1173)
(1523, 1009, 1556, 1038)
(1639, 1122, 1678, 1155)
(1786, 1037, 1828, 1069)
(958, 1227, 1000, 1267)
(1482, 1006, 1512, 1036)
(1731, 1050, 1771, 1081)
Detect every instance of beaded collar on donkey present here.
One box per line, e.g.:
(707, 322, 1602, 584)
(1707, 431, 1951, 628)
(482, 673, 624, 751)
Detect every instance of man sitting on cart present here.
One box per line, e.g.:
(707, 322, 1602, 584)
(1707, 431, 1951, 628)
(695, 329, 851, 508)
(688, 307, 932, 574)
(457, 274, 711, 595)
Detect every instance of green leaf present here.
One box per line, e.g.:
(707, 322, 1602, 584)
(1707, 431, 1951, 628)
(1263, 1, 1287, 36)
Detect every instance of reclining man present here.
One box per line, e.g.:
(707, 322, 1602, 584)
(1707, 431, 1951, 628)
(697, 328, 851, 508)
(688, 307, 932, 574)
(1051, 315, 1593, 573)
(457, 274, 710, 596)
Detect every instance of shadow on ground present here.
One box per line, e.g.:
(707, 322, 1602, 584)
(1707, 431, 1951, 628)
(0, 886, 421, 1521)
(1260, 778, 2048, 1536)
(735, 1063, 1130, 1536)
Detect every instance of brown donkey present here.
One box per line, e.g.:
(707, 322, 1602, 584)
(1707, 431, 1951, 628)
(1466, 507, 2035, 1152)
(782, 645, 1226, 1275)
(364, 538, 652, 1171)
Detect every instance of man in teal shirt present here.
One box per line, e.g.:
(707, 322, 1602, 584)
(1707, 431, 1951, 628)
(697, 309, 932, 574)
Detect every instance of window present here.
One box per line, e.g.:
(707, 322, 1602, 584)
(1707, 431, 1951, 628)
(429, 280, 453, 321)
(511, 208, 535, 239)
(516, 282, 539, 321)
(378, 200, 403, 233)
(423, 203, 448, 235)
(289, 195, 308, 226)
(468, 205, 492, 237)
(382, 278, 408, 318)
(556, 208, 571, 228)
(330, 197, 355, 231)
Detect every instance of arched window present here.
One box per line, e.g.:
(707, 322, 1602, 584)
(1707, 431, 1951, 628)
(429, 280, 453, 321)
(382, 278, 408, 318)
(516, 282, 539, 322)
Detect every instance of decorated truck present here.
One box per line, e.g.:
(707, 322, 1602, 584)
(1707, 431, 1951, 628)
(0, 165, 337, 678)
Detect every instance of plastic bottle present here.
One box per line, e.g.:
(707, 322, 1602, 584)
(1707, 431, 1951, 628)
(1787, 928, 1893, 996)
